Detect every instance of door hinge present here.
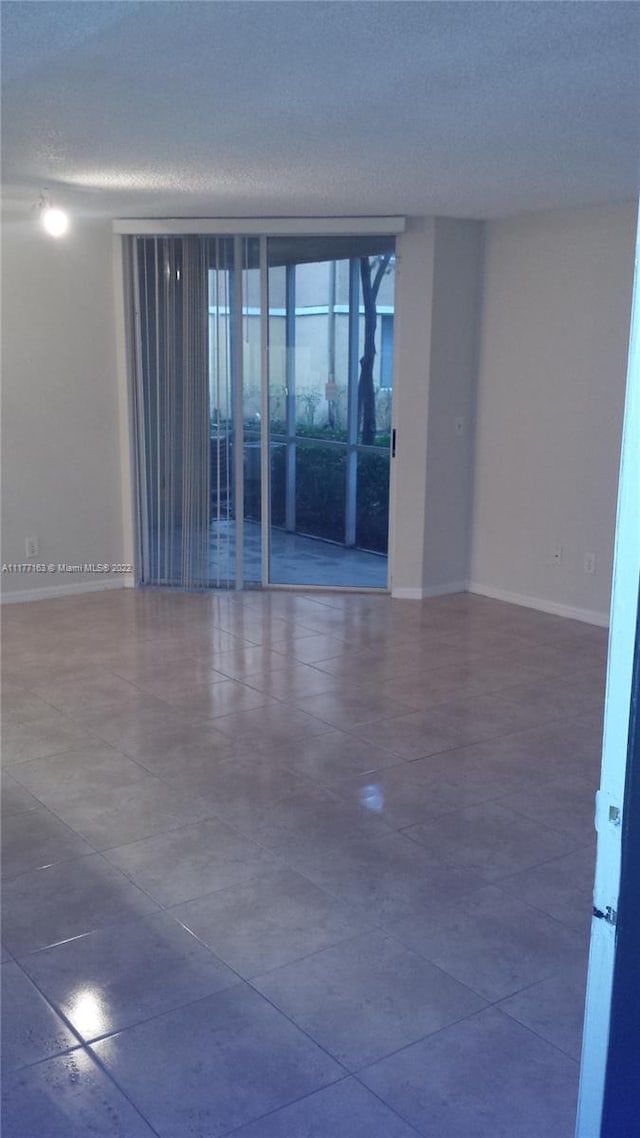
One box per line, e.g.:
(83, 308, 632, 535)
(392, 428, 397, 458)
(593, 905, 617, 926)
(594, 789, 622, 833)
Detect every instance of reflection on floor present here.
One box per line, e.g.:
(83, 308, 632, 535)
(2, 588, 603, 1137)
(210, 518, 388, 588)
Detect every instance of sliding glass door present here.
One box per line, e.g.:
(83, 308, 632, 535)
(126, 230, 395, 591)
(266, 236, 395, 587)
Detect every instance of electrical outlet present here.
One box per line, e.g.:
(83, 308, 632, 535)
(25, 536, 39, 558)
(584, 552, 596, 575)
(552, 545, 563, 565)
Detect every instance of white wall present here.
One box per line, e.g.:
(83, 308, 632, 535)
(423, 218, 484, 593)
(470, 201, 637, 624)
(1, 207, 125, 599)
(391, 216, 483, 599)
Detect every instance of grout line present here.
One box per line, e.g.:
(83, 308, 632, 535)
(218, 1076, 354, 1137)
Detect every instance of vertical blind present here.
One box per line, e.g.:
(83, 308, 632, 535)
(124, 235, 211, 587)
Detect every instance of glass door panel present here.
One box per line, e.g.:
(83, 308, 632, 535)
(270, 442, 348, 586)
(295, 442, 347, 544)
(266, 236, 395, 588)
(356, 448, 391, 556)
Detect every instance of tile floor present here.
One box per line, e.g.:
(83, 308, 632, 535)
(1, 588, 605, 1137)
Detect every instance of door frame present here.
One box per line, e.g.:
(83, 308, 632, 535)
(576, 208, 640, 1137)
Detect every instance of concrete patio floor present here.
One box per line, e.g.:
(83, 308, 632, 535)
(210, 520, 388, 589)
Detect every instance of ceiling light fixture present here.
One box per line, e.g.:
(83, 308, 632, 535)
(38, 191, 69, 237)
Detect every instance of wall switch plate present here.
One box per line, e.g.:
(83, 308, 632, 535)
(25, 536, 39, 558)
(552, 545, 563, 565)
(454, 417, 464, 436)
(584, 552, 596, 574)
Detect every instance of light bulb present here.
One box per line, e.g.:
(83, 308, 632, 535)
(42, 206, 69, 237)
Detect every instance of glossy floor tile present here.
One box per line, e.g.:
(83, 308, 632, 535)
(391, 883, 585, 1001)
(1, 1049, 157, 1137)
(254, 727, 401, 784)
(0, 771, 42, 818)
(170, 865, 372, 978)
(1, 589, 603, 1135)
(161, 755, 315, 832)
(1, 854, 159, 957)
(20, 911, 239, 1041)
(405, 800, 580, 880)
(11, 745, 218, 850)
(1, 807, 93, 878)
(1, 961, 80, 1071)
(1, 711, 97, 764)
(498, 951, 589, 1061)
(281, 829, 486, 925)
(495, 772, 597, 843)
(496, 843, 596, 932)
(160, 677, 276, 719)
(360, 1007, 579, 1137)
(330, 761, 478, 828)
(92, 984, 343, 1138)
(227, 1077, 421, 1137)
(103, 816, 277, 906)
(28, 670, 145, 715)
(253, 929, 486, 1069)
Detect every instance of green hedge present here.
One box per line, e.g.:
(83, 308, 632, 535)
(269, 435, 389, 554)
(219, 424, 390, 554)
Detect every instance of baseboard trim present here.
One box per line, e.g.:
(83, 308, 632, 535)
(1, 577, 133, 604)
(0, 574, 609, 626)
(422, 580, 468, 599)
(391, 581, 467, 601)
(467, 581, 609, 628)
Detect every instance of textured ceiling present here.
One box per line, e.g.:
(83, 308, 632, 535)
(1, 0, 639, 220)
